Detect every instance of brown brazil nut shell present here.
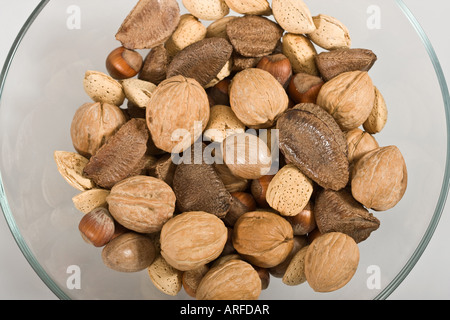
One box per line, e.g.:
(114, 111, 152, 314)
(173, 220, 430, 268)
(160, 211, 228, 271)
(351, 146, 408, 211)
(196, 259, 262, 300)
(166, 37, 233, 88)
(83, 118, 150, 189)
(226, 15, 283, 58)
(146, 75, 210, 153)
(305, 232, 359, 292)
(107, 175, 176, 233)
(277, 103, 349, 191)
(314, 189, 380, 243)
(232, 211, 294, 268)
(317, 71, 375, 131)
(315, 48, 377, 82)
(115, 0, 180, 50)
(172, 147, 232, 219)
(101, 232, 156, 273)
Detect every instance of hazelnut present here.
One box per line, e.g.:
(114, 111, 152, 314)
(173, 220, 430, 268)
(256, 53, 293, 88)
(223, 192, 257, 227)
(102, 232, 156, 273)
(254, 266, 270, 290)
(106, 46, 143, 80)
(307, 228, 322, 244)
(182, 265, 210, 298)
(250, 175, 275, 208)
(288, 73, 324, 104)
(78, 207, 116, 247)
(222, 132, 272, 180)
(207, 78, 231, 106)
(286, 202, 316, 236)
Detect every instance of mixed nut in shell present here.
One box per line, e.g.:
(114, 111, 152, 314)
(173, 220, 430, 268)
(54, 0, 408, 300)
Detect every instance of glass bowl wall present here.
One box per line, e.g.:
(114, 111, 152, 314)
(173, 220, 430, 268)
(0, 0, 449, 300)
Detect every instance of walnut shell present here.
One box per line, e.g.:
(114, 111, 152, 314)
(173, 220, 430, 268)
(146, 75, 210, 153)
(317, 71, 375, 131)
(160, 211, 228, 271)
(305, 232, 359, 292)
(232, 211, 294, 268)
(346, 128, 379, 163)
(107, 175, 176, 233)
(70, 102, 127, 158)
(196, 259, 262, 300)
(351, 146, 407, 211)
(230, 68, 289, 129)
(363, 86, 388, 134)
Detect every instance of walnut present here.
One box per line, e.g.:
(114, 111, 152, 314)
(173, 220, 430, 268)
(305, 232, 359, 292)
(232, 211, 294, 268)
(351, 146, 407, 211)
(346, 128, 379, 164)
(196, 259, 262, 300)
(160, 211, 228, 271)
(230, 68, 289, 129)
(70, 102, 127, 158)
(146, 75, 210, 153)
(106, 175, 176, 233)
(317, 71, 375, 131)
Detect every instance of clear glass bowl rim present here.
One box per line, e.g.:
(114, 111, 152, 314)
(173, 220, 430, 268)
(0, 0, 449, 300)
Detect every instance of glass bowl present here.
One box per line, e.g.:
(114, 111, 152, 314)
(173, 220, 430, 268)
(0, 0, 449, 300)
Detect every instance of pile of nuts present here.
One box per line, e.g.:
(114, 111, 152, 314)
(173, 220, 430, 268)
(54, 0, 407, 299)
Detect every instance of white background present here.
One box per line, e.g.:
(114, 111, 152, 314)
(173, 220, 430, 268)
(0, 1, 449, 300)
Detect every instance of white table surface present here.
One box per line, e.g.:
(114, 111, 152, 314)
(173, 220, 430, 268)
(0, 0, 449, 300)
